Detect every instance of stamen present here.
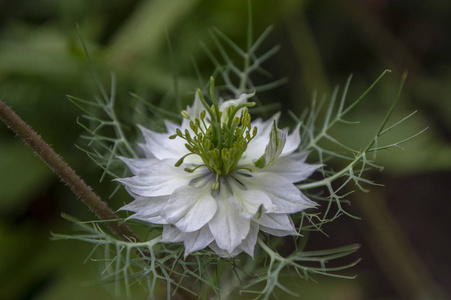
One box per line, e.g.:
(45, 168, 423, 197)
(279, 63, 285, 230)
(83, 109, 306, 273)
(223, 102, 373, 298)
(181, 110, 190, 119)
(184, 164, 208, 173)
(171, 81, 259, 188)
(175, 153, 194, 167)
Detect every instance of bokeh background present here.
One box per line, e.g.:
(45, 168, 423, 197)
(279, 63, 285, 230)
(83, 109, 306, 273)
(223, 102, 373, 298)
(1, 0, 450, 299)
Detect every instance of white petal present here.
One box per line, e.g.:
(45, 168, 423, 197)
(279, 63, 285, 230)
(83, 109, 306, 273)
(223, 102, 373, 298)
(237, 221, 259, 257)
(255, 213, 296, 236)
(186, 92, 204, 118)
(241, 113, 281, 163)
(120, 195, 166, 213)
(242, 172, 316, 214)
(139, 125, 187, 160)
(161, 225, 185, 242)
(137, 142, 155, 159)
(209, 242, 242, 258)
(264, 152, 320, 183)
(162, 185, 217, 232)
(119, 157, 159, 176)
(254, 121, 287, 169)
(281, 123, 301, 156)
(118, 159, 197, 197)
(120, 196, 168, 224)
(209, 222, 259, 257)
(182, 226, 214, 256)
(164, 120, 179, 134)
(229, 177, 276, 218)
(129, 213, 166, 224)
(161, 225, 214, 256)
(180, 92, 204, 131)
(219, 93, 252, 124)
(208, 189, 251, 253)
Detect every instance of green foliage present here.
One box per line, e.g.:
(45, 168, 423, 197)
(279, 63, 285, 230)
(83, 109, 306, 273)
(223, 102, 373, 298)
(69, 30, 136, 176)
(2, 1, 448, 300)
(296, 71, 426, 219)
(57, 15, 425, 298)
(201, 25, 286, 97)
(243, 240, 360, 299)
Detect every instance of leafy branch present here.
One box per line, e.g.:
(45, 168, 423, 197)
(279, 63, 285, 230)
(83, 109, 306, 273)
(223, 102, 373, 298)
(239, 238, 360, 299)
(296, 71, 426, 219)
(197, 3, 286, 100)
(52, 214, 223, 299)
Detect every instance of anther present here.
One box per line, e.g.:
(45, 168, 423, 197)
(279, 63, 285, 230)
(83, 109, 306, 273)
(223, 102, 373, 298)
(181, 110, 190, 119)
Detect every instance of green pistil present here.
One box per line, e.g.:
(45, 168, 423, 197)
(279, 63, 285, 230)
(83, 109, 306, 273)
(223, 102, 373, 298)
(172, 78, 257, 190)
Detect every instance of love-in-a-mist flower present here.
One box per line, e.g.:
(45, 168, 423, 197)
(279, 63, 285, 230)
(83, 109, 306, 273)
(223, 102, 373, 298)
(119, 81, 319, 257)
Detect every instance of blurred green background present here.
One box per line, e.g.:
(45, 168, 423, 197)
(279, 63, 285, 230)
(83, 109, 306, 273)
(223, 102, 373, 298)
(1, 0, 450, 299)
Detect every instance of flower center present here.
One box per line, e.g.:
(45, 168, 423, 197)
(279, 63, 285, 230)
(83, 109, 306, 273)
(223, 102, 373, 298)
(170, 79, 257, 189)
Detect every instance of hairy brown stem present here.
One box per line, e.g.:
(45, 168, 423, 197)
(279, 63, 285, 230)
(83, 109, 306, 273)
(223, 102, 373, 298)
(0, 100, 140, 242)
(0, 100, 198, 300)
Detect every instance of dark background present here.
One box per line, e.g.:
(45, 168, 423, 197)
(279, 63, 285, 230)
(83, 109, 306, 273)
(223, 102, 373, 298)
(0, 0, 450, 299)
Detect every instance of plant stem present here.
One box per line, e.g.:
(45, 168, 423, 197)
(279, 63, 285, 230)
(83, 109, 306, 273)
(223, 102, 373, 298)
(0, 100, 140, 242)
(0, 100, 198, 300)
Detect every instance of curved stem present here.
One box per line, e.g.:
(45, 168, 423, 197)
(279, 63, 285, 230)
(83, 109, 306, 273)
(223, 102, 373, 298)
(0, 100, 198, 300)
(0, 100, 139, 242)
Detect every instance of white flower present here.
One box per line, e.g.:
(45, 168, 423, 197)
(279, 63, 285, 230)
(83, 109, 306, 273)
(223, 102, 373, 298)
(119, 89, 319, 257)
